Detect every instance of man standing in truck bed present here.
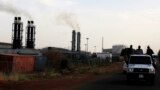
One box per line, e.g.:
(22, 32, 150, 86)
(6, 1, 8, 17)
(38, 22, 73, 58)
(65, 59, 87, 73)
(135, 45, 143, 54)
(127, 45, 135, 59)
(146, 46, 155, 68)
(146, 46, 154, 58)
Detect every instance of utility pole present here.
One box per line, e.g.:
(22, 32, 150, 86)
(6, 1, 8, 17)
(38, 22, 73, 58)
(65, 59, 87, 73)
(102, 37, 104, 52)
(86, 38, 89, 52)
(94, 46, 96, 53)
(70, 41, 72, 51)
(85, 44, 87, 52)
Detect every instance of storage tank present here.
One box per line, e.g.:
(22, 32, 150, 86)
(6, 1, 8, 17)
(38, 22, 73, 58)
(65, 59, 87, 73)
(112, 45, 126, 61)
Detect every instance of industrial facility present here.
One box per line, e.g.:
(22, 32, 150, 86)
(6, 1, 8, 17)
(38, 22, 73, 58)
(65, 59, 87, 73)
(12, 17, 23, 49)
(71, 30, 81, 52)
(12, 17, 36, 49)
(26, 21, 36, 49)
(0, 17, 44, 73)
(101, 45, 126, 61)
(0, 17, 85, 73)
(0, 16, 123, 73)
(0, 17, 39, 55)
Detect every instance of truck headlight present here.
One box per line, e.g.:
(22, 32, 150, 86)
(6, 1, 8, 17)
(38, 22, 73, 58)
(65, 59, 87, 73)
(149, 68, 155, 73)
(128, 68, 134, 72)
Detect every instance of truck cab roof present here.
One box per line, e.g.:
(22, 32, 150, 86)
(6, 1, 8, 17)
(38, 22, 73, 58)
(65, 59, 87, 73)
(130, 54, 151, 57)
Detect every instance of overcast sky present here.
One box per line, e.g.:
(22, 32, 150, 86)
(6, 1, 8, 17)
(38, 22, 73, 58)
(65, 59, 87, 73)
(0, 0, 160, 53)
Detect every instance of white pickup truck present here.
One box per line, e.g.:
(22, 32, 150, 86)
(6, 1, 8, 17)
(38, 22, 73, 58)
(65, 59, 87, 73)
(126, 55, 155, 84)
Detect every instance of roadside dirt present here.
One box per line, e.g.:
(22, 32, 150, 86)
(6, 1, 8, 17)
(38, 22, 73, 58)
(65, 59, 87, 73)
(0, 62, 122, 90)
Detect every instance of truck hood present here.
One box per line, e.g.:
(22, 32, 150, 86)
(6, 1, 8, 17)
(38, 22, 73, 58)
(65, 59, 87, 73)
(128, 64, 153, 69)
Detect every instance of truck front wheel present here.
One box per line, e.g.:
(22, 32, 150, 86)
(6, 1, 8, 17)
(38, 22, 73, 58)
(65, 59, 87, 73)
(126, 75, 131, 84)
(147, 78, 155, 85)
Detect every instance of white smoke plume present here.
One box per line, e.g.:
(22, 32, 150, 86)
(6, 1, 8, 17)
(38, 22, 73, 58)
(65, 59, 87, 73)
(0, 1, 32, 19)
(56, 11, 80, 31)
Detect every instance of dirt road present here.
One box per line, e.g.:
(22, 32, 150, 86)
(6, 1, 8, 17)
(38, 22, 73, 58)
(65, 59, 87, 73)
(77, 65, 160, 90)
(2, 62, 159, 90)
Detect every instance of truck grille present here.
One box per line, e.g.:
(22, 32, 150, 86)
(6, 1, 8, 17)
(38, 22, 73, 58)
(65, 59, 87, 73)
(134, 68, 149, 73)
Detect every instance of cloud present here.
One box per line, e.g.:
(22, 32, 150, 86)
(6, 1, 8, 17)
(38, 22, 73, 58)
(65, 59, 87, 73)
(37, 0, 77, 7)
(64, 0, 78, 5)
(38, 0, 54, 6)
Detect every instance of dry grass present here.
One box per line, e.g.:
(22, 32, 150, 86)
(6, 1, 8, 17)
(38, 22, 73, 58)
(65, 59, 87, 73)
(0, 62, 122, 81)
(88, 62, 122, 75)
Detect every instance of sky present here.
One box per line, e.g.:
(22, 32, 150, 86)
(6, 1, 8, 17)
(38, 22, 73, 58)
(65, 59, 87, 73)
(0, 0, 160, 53)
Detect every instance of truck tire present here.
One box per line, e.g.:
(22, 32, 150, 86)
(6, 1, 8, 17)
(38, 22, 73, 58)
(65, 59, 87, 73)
(123, 70, 126, 74)
(147, 78, 155, 85)
(150, 79, 155, 85)
(126, 75, 131, 84)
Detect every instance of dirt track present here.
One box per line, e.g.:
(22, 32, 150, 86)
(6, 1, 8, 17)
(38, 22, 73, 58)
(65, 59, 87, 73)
(0, 62, 122, 90)
(77, 63, 160, 90)
(0, 74, 96, 90)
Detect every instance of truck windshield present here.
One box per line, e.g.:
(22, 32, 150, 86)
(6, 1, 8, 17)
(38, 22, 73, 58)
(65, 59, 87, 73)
(129, 56, 151, 64)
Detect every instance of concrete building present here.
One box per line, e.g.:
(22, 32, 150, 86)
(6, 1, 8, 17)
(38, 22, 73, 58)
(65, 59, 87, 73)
(103, 48, 112, 53)
(97, 52, 112, 62)
(112, 45, 126, 56)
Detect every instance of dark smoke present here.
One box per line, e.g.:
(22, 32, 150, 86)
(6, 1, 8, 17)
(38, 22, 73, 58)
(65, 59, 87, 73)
(0, 2, 32, 19)
(56, 11, 80, 31)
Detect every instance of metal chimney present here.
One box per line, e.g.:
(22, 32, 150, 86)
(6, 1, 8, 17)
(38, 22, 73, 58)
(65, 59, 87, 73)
(12, 17, 23, 49)
(77, 32, 81, 52)
(26, 20, 36, 49)
(72, 30, 76, 51)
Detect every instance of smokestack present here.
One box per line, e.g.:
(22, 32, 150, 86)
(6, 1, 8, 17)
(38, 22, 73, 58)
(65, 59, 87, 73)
(12, 17, 23, 49)
(77, 32, 81, 52)
(72, 30, 76, 51)
(26, 20, 36, 49)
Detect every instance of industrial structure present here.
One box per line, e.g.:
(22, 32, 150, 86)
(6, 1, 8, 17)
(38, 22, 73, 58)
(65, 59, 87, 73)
(77, 32, 81, 52)
(12, 17, 36, 49)
(71, 30, 81, 52)
(72, 30, 76, 51)
(0, 17, 44, 73)
(112, 45, 126, 56)
(26, 21, 36, 49)
(12, 17, 23, 49)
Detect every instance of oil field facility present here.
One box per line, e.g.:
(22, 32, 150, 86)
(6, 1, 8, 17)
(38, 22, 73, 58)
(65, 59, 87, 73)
(0, 17, 90, 74)
(0, 17, 116, 74)
(0, 17, 47, 73)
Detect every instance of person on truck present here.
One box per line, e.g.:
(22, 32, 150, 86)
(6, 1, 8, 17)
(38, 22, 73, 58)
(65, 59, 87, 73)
(146, 46, 155, 68)
(135, 45, 143, 54)
(120, 48, 127, 60)
(146, 46, 154, 58)
(127, 45, 135, 59)
(158, 50, 160, 61)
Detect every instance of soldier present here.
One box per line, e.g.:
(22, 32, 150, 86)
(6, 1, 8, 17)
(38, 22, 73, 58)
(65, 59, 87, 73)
(146, 46, 155, 68)
(146, 46, 154, 58)
(127, 45, 135, 59)
(121, 48, 127, 60)
(135, 45, 143, 54)
(158, 50, 160, 61)
(121, 48, 128, 64)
